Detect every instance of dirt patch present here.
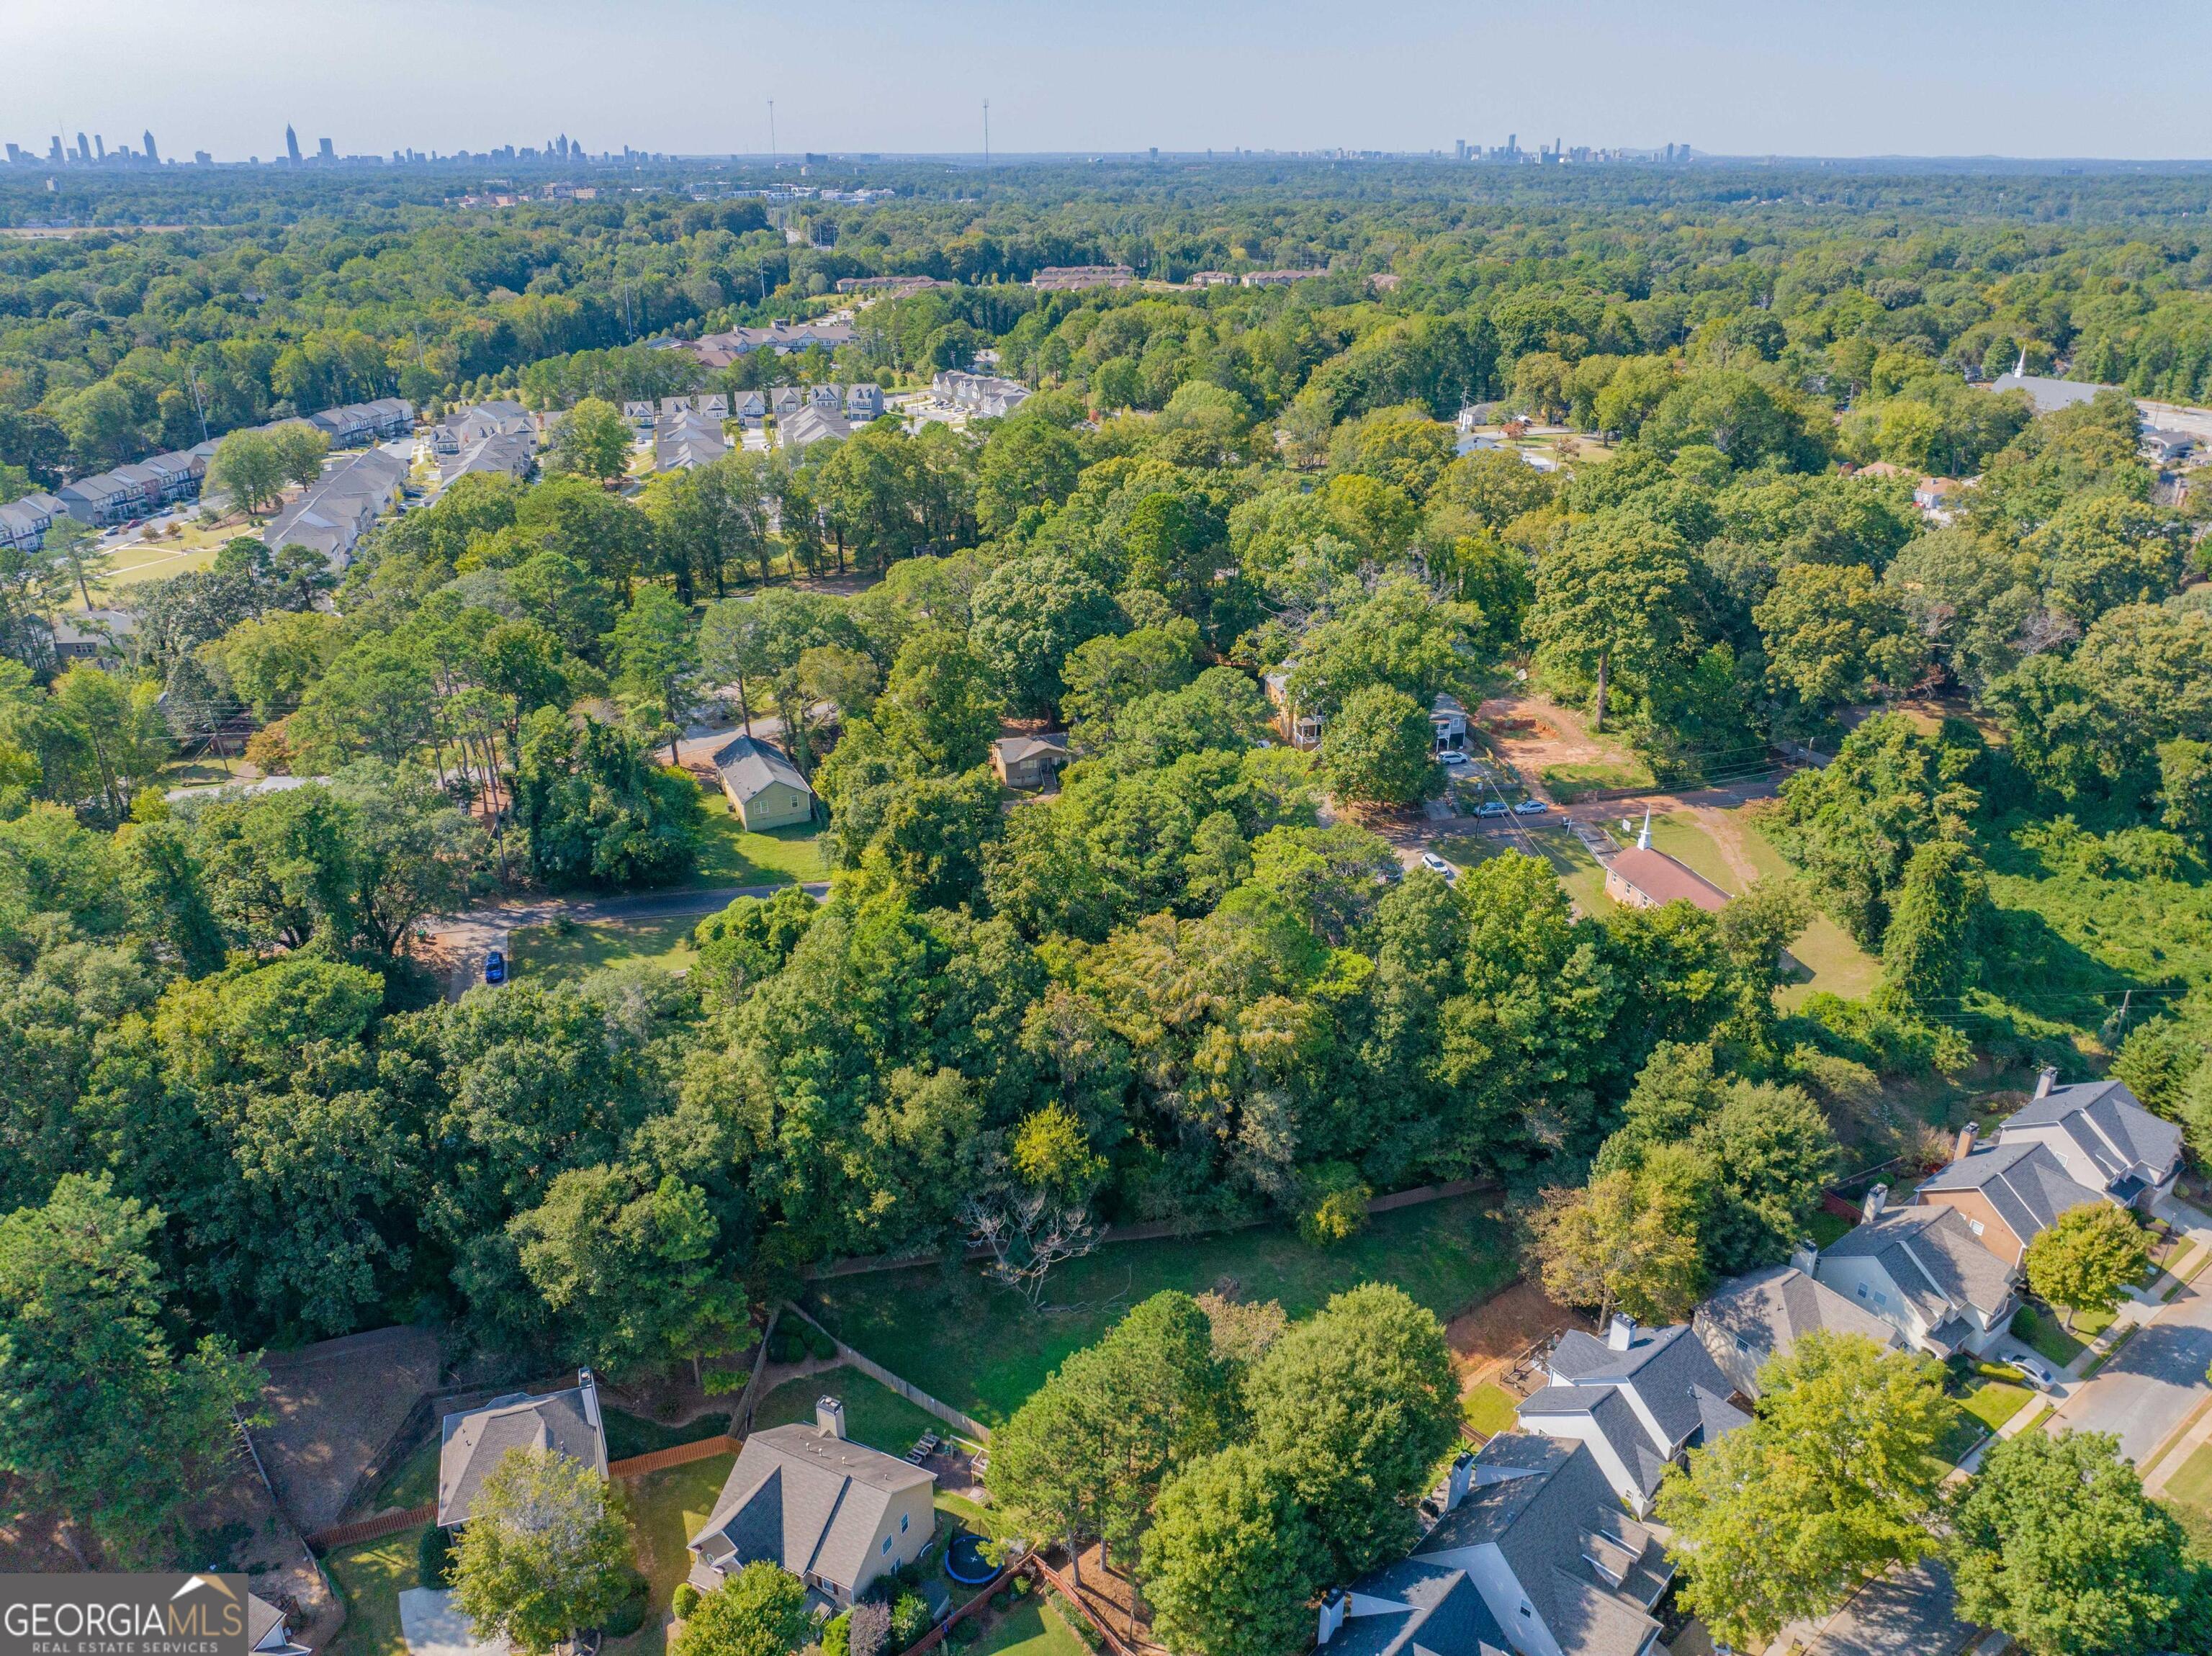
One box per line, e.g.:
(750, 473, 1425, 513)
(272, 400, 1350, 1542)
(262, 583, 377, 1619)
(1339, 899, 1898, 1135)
(1475, 693, 1639, 792)
(1689, 806, 1764, 891)
(1064, 1542, 1166, 1655)
(252, 1326, 445, 1536)
(1446, 1279, 1586, 1385)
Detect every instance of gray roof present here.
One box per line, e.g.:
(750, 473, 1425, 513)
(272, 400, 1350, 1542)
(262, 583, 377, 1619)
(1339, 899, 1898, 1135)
(994, 733, 1069, 765)
(438, 1377, 608, 1526)
(1918, 1140, 2105, 1243)
(713, 734, 811, 804)
(1546, 1323, 1745, 1451)
(1517, 1384, 1673, 1498)
(1331, 1558, 1511, 1656)
(2000, 1079, 2183, 1188)
(778, 405, 851, 449)
(442, 429, 537, 485)
(1824, 1205, 2014, 1323)
(1696, 1266, 1899, 1395)
(689, 1423, 932, 1593)
(1415, 1436, 1666, 1656)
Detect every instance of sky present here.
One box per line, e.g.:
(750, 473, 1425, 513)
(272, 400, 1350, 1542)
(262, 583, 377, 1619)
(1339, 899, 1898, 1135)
(8, 0, 2212, 164)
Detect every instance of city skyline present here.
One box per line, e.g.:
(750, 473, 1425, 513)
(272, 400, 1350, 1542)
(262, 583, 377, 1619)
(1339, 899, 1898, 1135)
(9, 0, 2212, 163)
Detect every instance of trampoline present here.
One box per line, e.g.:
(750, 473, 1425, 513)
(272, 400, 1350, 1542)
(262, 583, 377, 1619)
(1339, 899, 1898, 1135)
(945, 1532, 996, 1585)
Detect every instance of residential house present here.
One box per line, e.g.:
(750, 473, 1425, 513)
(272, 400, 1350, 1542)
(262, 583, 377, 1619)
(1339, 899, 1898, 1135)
(141, 449, 207, 505)
(1030, 265, 1135, 291)
(261, 446, 408, 570)
(687, 320, 858, 360)
(437, 1369, 608, 1528)
(58, 470, 144, 526)
(930, 370, 1029, 417)
(1915, 1128, 2106, 1267)
(992, 733, 1069, 789)
(777, 405, 850, 450)
(50, 607, 137, 665)
(732, 391, 770, 428)
(660, 395, 697, 422)
(656, 409, 730, 472)
(770, 386, 809, 419)
(624, 400, 657, 430)
(1187, 271, 1238, 287)
(2144, 428, 2196, 466)
(712, 734, 815, 829)
(1988, 351, 2114, 415)
(433, 400, 532, 454)
(363, 397, 416, 438)
(1515, 1317, 1748, 1516)
(1331, 1432, 1672, 1656)
(1263, 671, 1323, 749)
(698, 392, 731, 421)
(0, 500, 50, 550)
(441, 428, 538, 486)
(1241, 268, 1323, 287)
(1984, 1072, 2184, 1214)
(845, 383, 886, 420)
(246, 1595, 310, 1656)
(1603, 837, 1730, 915)
(1431, 694, 1470, 755)
(112, 462, 171, 510)
(686, 1400, 935, 1608)
(808, 383, 844, 413)
(1913, 476, 1966, 515)
(1694, 1262, 1904, 1400)
(834, 276, 944, 297)
(1812, 1188, 2018, 1356)
(307, 404, 374, 448)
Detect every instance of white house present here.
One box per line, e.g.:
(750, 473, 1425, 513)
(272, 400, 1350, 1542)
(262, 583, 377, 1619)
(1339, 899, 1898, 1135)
(1812, 1188, 2018, 1357)
(1987, 1072, 2182, 1212)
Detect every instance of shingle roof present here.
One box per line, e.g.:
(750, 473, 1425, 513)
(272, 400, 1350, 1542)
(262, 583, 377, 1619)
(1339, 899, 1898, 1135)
(1988, 370, 2111, 414)
(994, 734, 1069, 765)
(1605, 846, 1730, 913)
(1697, 1266, 1899, 1395)
(1824, 1205, 2013, 1322)
(1546, 1323, 1741, 1450)
(713, 735, 811, 804)
(1329, 1558, 1511, 1656)
(1918, 1140, 2104, 1243)
(438, 1378, 608, 1526)
(2000, 1080, 2183, 1187)
(690, 1423, 932, 1593)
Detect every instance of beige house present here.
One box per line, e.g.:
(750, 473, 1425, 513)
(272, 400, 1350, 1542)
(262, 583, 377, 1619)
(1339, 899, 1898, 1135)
(713, 735, 815, 830)
(688, 1400, 935, 1607)
(992, 733, 1069, 789)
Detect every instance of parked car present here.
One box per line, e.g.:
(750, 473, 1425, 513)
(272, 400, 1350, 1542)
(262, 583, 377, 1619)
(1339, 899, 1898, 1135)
(1420, 852, 1457, 882)
(2012, 1354, 2059, 1390)
(1475, 800, 1510, 818)
(1513, 798, 1549, 814)
(1439, 750, 1469, 765)
(483, 948, 507, 985)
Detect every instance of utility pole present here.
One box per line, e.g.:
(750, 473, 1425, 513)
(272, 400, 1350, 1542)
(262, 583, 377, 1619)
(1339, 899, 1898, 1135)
(983, 99, 990, 167)
(768, 100, 776, 160)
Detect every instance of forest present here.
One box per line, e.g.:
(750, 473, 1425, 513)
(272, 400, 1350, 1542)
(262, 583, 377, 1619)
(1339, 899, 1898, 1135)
(4, 161, 2212, 1639)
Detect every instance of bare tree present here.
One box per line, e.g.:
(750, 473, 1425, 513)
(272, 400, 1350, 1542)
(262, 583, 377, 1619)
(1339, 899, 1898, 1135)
(960, 1186, 1100, 1310)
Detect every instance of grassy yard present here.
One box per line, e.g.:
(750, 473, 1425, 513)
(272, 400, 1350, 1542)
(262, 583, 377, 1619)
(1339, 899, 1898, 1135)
(1461, 1382, 1520, 1438)
(1726, 815, 1882, 1004)
(688, 780, 827, 888)
(806, 1193, 1516, 1428)
(608, 1452, 736, 1656)
(970, 1596, 1090, 1656)
(509, 914, 701, 984)
(2161, 1441, 2212, 1560)
(1804, 1209, 1855, 1249)
(1956, 1377, 2033, 1435)
(2012, 1306, 2089, 1369)
(751, 1367, 943, 1456)
(1437, 825, 1609, 917)
(1539, 758, 1655, 802)
(364, 1438, 439, 1513)
(605, 1409, 732, 1461)
(937, 1491, 1009, 1540)
(322, 1526, 423, 1656)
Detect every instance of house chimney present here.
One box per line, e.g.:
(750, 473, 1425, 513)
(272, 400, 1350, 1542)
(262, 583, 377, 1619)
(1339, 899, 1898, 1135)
(1607, 1313, 1636, 1351)
(1952, 1123, 1978, 1164)
(578, 1369, 602, 1431)
(1318, 1590, 1347, 1647)
(1445, 1452, 1474, 1511)
(2034, 1066, 2058, 1100)
(1789, 1239, 1819, 1275)
(1862, 1183, 1888, 1223)
(816, 1396, 847, 1440)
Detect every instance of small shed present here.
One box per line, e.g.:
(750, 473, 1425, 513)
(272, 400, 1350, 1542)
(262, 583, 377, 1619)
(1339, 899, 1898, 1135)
(991, 732, 1069, 789)
(714, 734, 816, 829)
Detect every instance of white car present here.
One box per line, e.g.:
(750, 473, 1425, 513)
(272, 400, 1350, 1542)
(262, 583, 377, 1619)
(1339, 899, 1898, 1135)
(1439, 750, 1469, 765)
(1419, 852, 1457, 882)
(1513, 798, 1549, 815)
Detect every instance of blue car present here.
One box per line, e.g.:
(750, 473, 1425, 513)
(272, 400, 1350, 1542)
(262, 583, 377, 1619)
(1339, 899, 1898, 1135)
(484, 948, 507, 985)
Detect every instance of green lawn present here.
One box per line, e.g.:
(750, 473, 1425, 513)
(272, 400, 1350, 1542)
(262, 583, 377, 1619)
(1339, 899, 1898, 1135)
(1805, 1209, 1855, 1249)
(688, 780, 826, 889)
(1957, 1378, 2033, 1435)
(365, 1438, 439, 1513)
(1539, 758, 1655, 802)
(1461, 1382, 1520, 1438)
(937, 1491, 1009, 1540)
(2162, 1441, 2212, 1560)
(605, 1409, 732, 1461)
(510, 914, 701, 984)
(2012, 1306, 2088, 1369)
(608, 1452, 736, 1656)
(1437, 826, 1609, 917)
(969, 1596, 1090, 1656)
(806, 1194, 1516, 1428)
(1731, 816, 1883, 1004)
(750, 1367, 943, 1456)
(323, 1526, 423, 1656)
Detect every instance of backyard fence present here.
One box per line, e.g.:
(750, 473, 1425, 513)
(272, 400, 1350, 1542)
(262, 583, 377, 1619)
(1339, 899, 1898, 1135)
(778, 1300, 992, 1442)
(607, 1436, 741, 1477)
(307, 1503, 433, 1552)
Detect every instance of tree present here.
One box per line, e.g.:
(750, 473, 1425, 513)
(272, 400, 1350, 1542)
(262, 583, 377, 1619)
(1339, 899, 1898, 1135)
(1527, 514, 1696, 730)
(207, 428, 290, 516)
(1876, 839, 1991, 1014)
(1061, 621, 1200, 742)
(670, 1563, 811, 1656)
(1655, 1331, 1951, 1651)
(2023, 1203, 2150, 1332)
(612, 585, 702, 762)
(205, 608, 342, 720)
(968, 554, 1121, 716)
(1243, 1283, 1458, 1577)
(0, 1174, 266, 1565)
(44, 516, 110, 611)
(1951, 1429, 2206, 1656)
(547, 397, 634, 485)
(452, 1446, 637, 1656)
(1318, 684, 1439, 807)
(1529, 1164, 1707, 1324)
(42, 665, 169, 824)
(516, 707, 702, 888)
(1143, 1446, 1324, 1656)
(876, 625, 1004, 773)
(1754, 561, 1925, 716)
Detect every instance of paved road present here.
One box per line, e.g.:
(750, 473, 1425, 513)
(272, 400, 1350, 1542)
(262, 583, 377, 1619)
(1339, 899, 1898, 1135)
(2041, 1276, 2212, 1466)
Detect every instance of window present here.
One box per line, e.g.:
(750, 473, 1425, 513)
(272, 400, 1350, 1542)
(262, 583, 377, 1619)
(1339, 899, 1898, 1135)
(1968, 1218, 1985, 1236)
(1871, 1290, 1887, 1309)
(882, 1536, 894, 1556)
(1855, 1284, 1868, 1300)
(900, 1514, 910, 1534)
(1735, 1335, 1752, 1354)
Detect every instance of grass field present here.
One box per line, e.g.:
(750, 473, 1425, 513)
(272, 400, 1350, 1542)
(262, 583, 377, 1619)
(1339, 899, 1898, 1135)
(509, 914, 700, 983)
(1539, 757, 1656, 802)
(2011, 1306, 2088, 1369)
(608, 1453, 735, 1656)
(604, 1409, 732, 1461)
(2161, 1441, 2212, 1555)
(1723, 814, 1881, 1003)
(322, 1527, 423, 1656)
(970, 1596, 1089, 1656)
(1805, 1209, 1854, 1249)
(805, 1193, 1516, 1428)
(1437, 825, 1609, 916)
(750, 1367, 943, 1455)
(688, 780, 827, 888)
(1461, 1382, 1520, 1437)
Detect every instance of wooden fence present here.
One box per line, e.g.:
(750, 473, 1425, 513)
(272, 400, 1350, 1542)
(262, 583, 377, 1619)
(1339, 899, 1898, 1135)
(778, 1302, 992, 1441)
(608, 1435, 741, 1477)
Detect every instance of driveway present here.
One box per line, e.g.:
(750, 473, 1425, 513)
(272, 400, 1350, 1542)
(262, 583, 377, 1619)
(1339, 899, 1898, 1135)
(2038, 1276, 2212, 1466)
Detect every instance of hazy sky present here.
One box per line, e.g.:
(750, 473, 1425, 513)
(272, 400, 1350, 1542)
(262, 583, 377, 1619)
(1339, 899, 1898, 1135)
(9, 0, 2210, 163)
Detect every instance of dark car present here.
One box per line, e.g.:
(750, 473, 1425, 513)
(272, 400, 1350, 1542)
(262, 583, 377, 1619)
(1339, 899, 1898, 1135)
(483, 948, 507, 985)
